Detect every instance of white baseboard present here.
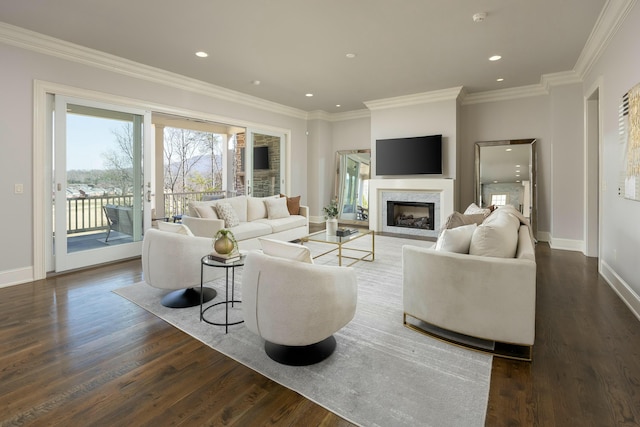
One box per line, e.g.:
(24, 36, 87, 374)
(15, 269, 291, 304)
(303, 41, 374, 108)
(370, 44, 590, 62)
(0, 266, 35, 288)
(536, 231, 550, 242)
(547, 234, 584, 252)
(309, 215, 325, 224)
(600, 260, 640, 322)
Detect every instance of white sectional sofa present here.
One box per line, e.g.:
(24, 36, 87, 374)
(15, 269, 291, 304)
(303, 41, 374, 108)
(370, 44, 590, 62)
(182, 195, 309, 251)
(402, 205, 536, 360)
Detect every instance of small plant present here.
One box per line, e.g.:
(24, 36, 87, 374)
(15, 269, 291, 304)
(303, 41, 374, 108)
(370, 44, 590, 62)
(213, 228, 238, 255)
(323, 199, 339, 219)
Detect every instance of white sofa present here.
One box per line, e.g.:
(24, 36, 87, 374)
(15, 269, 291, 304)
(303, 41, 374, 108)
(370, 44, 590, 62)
(402, 205, 536, 359)
(182, 195, 309, 250)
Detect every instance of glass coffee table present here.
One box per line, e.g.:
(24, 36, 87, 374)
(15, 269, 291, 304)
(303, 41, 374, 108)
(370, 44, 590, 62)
(301, 229, 375, 266)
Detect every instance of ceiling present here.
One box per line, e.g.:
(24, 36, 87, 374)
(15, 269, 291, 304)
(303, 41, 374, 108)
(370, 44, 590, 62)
(0, 0, 606, 113)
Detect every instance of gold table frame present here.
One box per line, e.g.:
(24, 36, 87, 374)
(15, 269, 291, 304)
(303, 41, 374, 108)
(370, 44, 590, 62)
(301, 229, 375, 266)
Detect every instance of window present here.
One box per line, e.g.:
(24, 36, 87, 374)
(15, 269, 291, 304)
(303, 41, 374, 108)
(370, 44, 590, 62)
(490, 194, 507, 206)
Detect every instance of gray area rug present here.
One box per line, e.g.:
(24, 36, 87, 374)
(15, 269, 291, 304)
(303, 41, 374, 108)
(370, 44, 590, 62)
(114, 234, 492, 427)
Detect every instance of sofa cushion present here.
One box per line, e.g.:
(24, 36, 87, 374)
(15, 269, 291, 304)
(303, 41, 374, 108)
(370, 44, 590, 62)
(469, 209, 520, 258)
(224, 195, 248, 222)
(259, 237, 313, 264)
(228, 221, 272, 241)
(435, 223, 477, 253)
(247, 195, 279, 222)
(280, 194, 301, 215)
(157, 221, 194, 236)
(254, 215, 307, 233)
(215, 202, 240, 228)
(265, 197, 290, 220)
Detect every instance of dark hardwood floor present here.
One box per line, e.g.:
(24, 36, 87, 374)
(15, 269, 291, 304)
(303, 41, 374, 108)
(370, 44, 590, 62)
(1, 242, 638, 426)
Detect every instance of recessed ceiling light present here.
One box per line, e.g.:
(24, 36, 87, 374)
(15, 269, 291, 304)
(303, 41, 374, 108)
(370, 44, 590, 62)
(516, 164, 521, 167)
(505, 148, 512, 152)
(305, 93, 314, 97)
(496, 78, 504, 82)
(195, 51, 208, 58)
(345, 53, 357, 59)
(493, 180, 499, 183)
(489, 55, 502, 61)
(516, 174, 520, 177)
(516, 180, 521, 183)
(336, 104, 341, 108)
(251, 80, 261, 85)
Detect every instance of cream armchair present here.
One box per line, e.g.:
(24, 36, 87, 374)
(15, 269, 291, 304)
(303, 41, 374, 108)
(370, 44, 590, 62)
(142, 227, 225, 308)
(242, 249, 358, 365)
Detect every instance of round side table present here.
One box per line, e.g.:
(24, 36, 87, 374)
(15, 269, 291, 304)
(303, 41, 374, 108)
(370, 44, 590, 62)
(200, 255, 245, 333)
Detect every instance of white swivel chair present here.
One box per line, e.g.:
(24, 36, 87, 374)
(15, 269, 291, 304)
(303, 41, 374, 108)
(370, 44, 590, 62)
(242, 241, 358, 365)
(142, 226, 225, 308)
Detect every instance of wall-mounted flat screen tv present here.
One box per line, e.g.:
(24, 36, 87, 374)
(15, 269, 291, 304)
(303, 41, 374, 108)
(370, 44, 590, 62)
(254, 146, 270, 170)
(375, 134, 442, 175)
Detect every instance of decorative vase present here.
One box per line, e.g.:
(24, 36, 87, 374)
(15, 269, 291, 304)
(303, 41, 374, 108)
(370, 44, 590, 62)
(326, 218, 338, 236)
(214, 235, 235, 254)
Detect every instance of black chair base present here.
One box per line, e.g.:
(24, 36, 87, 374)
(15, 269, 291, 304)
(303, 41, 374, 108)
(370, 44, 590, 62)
(265, 336, 337, 366)
(161, 287, 216, 308)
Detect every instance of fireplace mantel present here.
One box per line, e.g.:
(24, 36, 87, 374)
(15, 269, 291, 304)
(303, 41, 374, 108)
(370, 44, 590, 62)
(368, 179, 455, 234)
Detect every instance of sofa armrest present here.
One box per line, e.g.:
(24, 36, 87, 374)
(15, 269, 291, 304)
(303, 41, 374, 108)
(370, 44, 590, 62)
(299, 205, 309, 219)
(402, 245, 536, 345)
(182, 215, 225, 238)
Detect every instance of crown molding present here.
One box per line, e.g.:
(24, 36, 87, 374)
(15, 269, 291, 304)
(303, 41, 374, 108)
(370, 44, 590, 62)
(574, 0, 637, 79)
(364, 86, 463, 111)
(0, 22, 308, 120)
(460, 84, 548, 105)
(307, 109, 370, 122)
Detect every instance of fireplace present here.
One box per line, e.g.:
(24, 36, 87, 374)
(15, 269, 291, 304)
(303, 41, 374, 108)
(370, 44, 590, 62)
(386, 201, 435, 230)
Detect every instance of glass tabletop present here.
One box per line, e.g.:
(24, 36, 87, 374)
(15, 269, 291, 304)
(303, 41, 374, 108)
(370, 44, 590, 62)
(304, 228, 372, 245)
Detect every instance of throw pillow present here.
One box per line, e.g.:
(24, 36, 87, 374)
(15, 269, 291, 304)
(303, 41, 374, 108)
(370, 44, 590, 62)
(468, 209, 520, 258)
(443, 211, 485, 230)
(215, 202, 240, 228)
(194, 204, 218, 219)
(435, 223, 477, 253)
(280, 194, 301, 215)
(259, 238, 313, 264)
(157, 221, 194, 236)
(264, 197, 291, 220)
(247, 196, 278, 221)
(464, 202, 492, 217)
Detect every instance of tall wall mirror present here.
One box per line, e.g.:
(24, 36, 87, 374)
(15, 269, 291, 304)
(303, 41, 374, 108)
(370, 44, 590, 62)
(334, 149, 371, 226)
(475, 139, 537, 235)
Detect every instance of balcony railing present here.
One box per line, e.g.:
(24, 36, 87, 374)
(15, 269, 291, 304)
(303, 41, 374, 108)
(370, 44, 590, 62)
(63, 191, 237, 235)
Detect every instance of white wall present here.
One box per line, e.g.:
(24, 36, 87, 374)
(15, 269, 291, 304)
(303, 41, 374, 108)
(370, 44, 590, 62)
(549, 83, 586, 242)
(0, 41, 308, 284)
(460, 96, 552, 233)
(369, 98, 458, 181)
(306, 119, 334, 219)
(583, 1, 640, 300)
(331, 116, 371, 153)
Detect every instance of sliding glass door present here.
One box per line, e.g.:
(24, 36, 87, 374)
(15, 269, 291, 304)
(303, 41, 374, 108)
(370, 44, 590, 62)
(53, 96, 152, 272)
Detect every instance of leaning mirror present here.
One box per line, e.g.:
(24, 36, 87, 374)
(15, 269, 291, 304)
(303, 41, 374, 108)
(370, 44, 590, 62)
(475, 139, 537, 235)
(334, 149, 371, 226)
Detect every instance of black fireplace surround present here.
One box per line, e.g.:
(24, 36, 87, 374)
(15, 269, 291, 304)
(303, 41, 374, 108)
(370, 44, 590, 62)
(386, 201, 435, 230)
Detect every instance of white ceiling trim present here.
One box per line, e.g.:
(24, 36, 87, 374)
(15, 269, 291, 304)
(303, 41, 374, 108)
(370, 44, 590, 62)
(574, 0, 637, 78)
(0, 22, 308, 120)
(307, 109, 371, 122)
(364, 87, 464, 111)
